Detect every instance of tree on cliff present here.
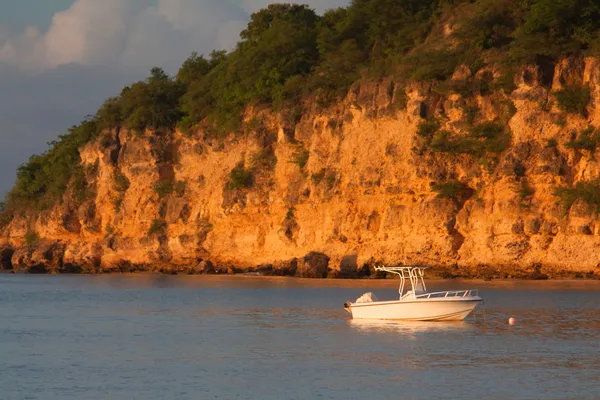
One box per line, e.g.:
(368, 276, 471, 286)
(176, 52, 213, 87)
(4, 0, 600, 217)
(180, 3, 320, 132)
(95, 68, 185, 133)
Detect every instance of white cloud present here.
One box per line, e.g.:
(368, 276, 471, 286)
(0, 0, 235, 71)
(0, 0, 349, 71)
(43, 0, 148, 67)
(120, 0, 248, 70)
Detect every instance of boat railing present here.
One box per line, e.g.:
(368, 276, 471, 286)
(415, 289, 479, 299)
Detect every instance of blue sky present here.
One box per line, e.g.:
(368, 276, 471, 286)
(0, 0, 349, 196)
(0, 0, 75, 29)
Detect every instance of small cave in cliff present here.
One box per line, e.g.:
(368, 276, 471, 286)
(535, 55, 556, 87)
(109, 147, 120, 165)
(419, 103, 428, 118)
(28, 264, 49, 274)
(0, 246, 14, 270)
(107, 129, 122, 166)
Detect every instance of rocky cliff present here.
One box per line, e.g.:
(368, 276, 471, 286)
(3, 58, 600, 279)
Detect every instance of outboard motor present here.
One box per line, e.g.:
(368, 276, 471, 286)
(344, 292, 378, 314)
(355, 292, 378, 303)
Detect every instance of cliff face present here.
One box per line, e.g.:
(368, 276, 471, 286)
(3, 58, 600, 278)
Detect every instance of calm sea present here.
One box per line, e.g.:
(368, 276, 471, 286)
(1, 274, 599, 400)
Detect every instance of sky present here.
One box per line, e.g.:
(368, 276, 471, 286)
(0, 0, 350, 197)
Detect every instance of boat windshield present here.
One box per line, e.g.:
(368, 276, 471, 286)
(374, 265, 429, 299)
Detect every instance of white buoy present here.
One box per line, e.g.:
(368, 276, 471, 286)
(508, 317, 516, 325)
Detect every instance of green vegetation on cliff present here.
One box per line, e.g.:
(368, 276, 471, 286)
(5, 119, 99, 212)
(554, 180, 600, 213)
(3, 0, 600, 220)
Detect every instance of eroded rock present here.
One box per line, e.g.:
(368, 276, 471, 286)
(12, 241, 65, 274)
(296, 252, 330, 278)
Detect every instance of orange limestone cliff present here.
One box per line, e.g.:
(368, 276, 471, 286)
(3, 58, 600, 278)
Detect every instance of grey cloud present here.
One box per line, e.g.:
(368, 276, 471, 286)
(0, 64, 144, 195)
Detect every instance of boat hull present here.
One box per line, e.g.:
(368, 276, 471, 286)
(347, 297, 481, 321)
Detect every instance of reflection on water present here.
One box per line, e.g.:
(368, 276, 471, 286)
(348, 319, 472, 336)
(0, 275, 599, 400)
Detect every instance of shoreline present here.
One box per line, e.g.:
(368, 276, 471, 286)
(4, 271, 600, 293)
(2, 268, 600, 282)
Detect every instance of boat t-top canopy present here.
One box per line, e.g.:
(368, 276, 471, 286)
(374, 265, 429, 273)
(374, 264, 429, 299)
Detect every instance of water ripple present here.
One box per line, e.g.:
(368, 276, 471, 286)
(1, 275, 599, 399)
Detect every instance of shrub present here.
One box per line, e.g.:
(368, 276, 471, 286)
(471, 121, 504, 139)
(326, 172, 337, 189)
(545, 138, 558, 148)
(286, 207, 296, 219)
(113, 197, 123, 212)
(566, 126, 599, 152)
(469, 59, 485, 75)
(431, 181, 474, 202)
(0, 211, 13, 229)
(430, 130, 468, 153)
(312, 169, 326, 184)
(500, 100, 518, 122)
(492, 70, 517, 94)
(392, 86, 408, 110)
(148, 219, 168, 235)
(24, 229, 39, 246)
(429, 122, 510, 156)
(510, 0, 600, 62)
(513, 162, 526, 179)
(252, 148, 277, 171)
(512, 179, 535, 202)
(406, 50, 459, 81)
(154, 180, 174, 198)
(473, 121, 511, 154)
(175, 181, 186, 197)
(417, 119, 440, 139)
(434, 79, 490, 97)
(290, 149, 310, 169)
(71, 167, 94, 206)
(462, 103, 480, 125)
(554, 180, 600, 213)
(198, 218, 213, 232)
(289, 105, 303, 126)
(555, 86, 591, 114)
(553, 117, 567, 128)
(177, 117, 196, 137)
(227, 165, 254, 190)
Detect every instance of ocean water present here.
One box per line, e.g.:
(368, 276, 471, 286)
(0, 274, 599, 400)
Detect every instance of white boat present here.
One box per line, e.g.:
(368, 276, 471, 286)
(344, 265, 482, 321)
